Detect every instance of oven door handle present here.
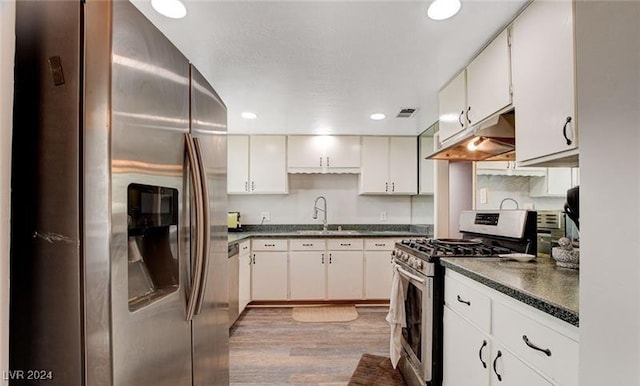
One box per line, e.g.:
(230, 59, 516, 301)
(395, 265, 426, 285)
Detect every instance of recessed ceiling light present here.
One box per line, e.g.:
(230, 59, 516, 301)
(370, 113, 386, 121)
(241, 112, 257, 120)
(427, 0, 461, 21)
(151, 0, 187, 19)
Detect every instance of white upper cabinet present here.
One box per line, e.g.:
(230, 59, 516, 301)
(227, 135, 250, 194)
(360, 136, 417, 195)
(466, 29, 512, 127)
(529, 167, 579, 197)
(438, 71, 468, 142)
(287, 135, 360, 173)
(227, 135, 288, 194)
(512, 0, 578, 166)
(438, 29, 512, 145)
(475, 161, 545, 177)
(388, 137, 418, 194)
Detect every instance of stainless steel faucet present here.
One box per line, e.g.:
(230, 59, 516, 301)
(312, 196, 328, 231)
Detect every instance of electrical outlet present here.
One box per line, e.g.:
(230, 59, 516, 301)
(380, 211, 388, 222)
(260, 212, 270, 222)
(479, 188, 488, 204)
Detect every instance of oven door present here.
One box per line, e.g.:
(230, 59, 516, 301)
(395, 264, 434, 384)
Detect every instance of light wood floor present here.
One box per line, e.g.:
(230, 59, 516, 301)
(229, 306, 391, 386)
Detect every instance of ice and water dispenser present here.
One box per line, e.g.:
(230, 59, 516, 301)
(127, 183, 179, 311)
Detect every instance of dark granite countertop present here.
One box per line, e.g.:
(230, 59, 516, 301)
(227, 224, 432, 244)
(440, 256, 579, 327)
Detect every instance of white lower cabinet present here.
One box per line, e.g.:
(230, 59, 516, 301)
(289, 239, 326, 300)
(443, 309, 552, 386)
(251, 239, 288, 301)
(443, 270, 578, 386)
(245, 237, 393, 302)
(238, 240, 251, 313)
(443, 307, 491, 386)
(490, 345, 553, 386)
(327, 239, 364, 300)
(364, 239, 396, 299)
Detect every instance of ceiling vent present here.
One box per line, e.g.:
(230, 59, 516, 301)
(396, 108, 417, 118)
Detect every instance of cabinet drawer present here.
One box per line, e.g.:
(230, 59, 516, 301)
(364, 238, 397, 251)
(492, 302, 578, 386)
(289, 239, 325, 251)
(251, 239, 288, 251)
(327, 239, 364, 250)
(239, 240, 250, 255)
(445, 275, 491, 333)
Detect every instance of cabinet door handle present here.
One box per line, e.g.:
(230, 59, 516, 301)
(245, 181, 249, 191)
(340, 243, 351, 246)
(375, 243, 385, 247)
(329, 253, 332, 264)
(459, 110, 464, 127)
(252, 254, 255, 264)
(466, 106, 472, 124)
(302, 243, 313, 247)
(319, 157, 323, 167)
(321, 253, 325, 264)
(478, 340, 488, 369)
(265, 243, 275, 247)
(562, 116, 573, 145)
(522, 335, 552, 357)
(326, 157, 330, 167)
(392, 182, 395, 192)
(457, 294, 471, 306)
(493, 350, 502, 382)
(248, 255, 252, 265)
(385, 182, 389, 192)
(251, 181, 255, 191)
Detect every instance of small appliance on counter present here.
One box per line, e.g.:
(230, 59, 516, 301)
(228, 211, 242, 231)
(536, 210, 566, 256)
(564, 186, 579, 230)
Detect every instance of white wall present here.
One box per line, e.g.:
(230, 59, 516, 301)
(577, 1, 640, 385)
(411, 195, 435, 225)
(0, 0, 15, 377)
(229, 173, 418, 225)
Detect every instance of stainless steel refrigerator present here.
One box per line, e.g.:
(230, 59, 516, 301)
(9, 1, 229, 385)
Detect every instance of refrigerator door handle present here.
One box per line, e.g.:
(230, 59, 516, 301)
(185, 133, 205, 321)
(193, 137, 210, 315)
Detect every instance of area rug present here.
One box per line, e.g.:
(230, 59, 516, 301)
(348, 353, 407, 386)
(291, 305, 358, 323)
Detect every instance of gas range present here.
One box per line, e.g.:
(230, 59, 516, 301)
(393, 210, 538, 273)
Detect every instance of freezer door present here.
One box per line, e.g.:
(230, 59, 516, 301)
(189, 65, 230, 386)
(110, 3, 192, 385)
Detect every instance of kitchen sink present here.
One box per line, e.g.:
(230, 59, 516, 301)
(295, 230, 361, 235)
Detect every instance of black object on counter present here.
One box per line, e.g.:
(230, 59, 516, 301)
(564, 186, 579, 230)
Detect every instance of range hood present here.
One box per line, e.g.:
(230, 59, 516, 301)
(427, 111, 516, 161)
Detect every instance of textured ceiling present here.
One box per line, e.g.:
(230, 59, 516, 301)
(131, 0, 528, 136)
